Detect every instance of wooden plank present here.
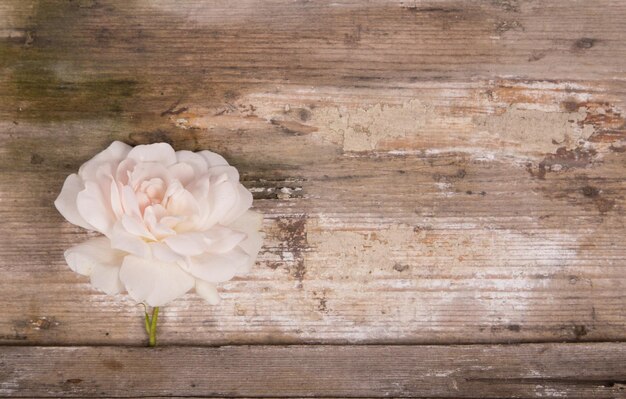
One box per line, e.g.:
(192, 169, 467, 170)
(1, 155, 625, 346)
(1, 0, 626, 121)
(0, 0, 625, 346)
(1, 344, 625, 398)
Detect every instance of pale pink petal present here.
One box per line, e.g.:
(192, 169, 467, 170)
(140, 178, 166, 200)
(93, 163, 127, 223)
(120, 255, 194, 306)
(143, 205, 157, 227)
(158, 216, 184, 230)
(200, 177, 238, 229)
(187, 176, 211, 222)
(208, 165, 239, 182)
(150, 242, 184, 262)
(144, 206, 176, 239)
(76, 181, 115, 234)
(164, 181, 199, 217)
(121, 185, 141, 218)
(64, 237, 125, 294)
(183, 247, 249, 283)
(229, 210, 264, 272)
(221, 183, 253, 225)
(64, 237, 121, 275)
(121, 214, 155, 240)
(127, 142, 177, 166)
(176, 150, 209, 174)
(129, 162, 171, 188)
(135, 192, 150, 212)
(78, 141, 132, 180)
(199, 150, 229, 167)
(90, 263, 124, 295)
(152, 222, 177, 238)
(188, 176, 210, 199)
(109, 180, 124, 219)
(150, 203, 168, 219)
(164, 232, 207, 256)
(115, 158, 136, 185)
(94, 161, 115, 181)
(195, 280, 221, 305)
(110, 221, 151, 258)
(203, 226, 247, 254)
(54, 174, 94, 230)
(167, 163, 195, 186)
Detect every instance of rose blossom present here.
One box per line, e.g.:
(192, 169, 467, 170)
(55, 141, 263, 307)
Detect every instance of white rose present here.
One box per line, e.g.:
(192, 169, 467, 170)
(55, 141, 263, 306)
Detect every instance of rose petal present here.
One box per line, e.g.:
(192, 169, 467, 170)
(188, 174, 210, 196)
(200, 177, 238, 229)
(94, 161, 115, 181)
(221, 183, 253, 225)
(109, 179, 124, 219)
(167, 163, 195, 186)
(121, 214, 155, 240)
(115, 158, 136, 185)
(149, 203, 167, 219)
(140, 178, 166, 201)
(160, 215, 185, 229)
(127, 142, 177, 166)
(110, 221, 151, 258)
(150, 242, 184, 262)
(143, 205, 157, 227)
(78, 141, 132, 180)
(90, 263, 124, 295)
(187, 176, 211, 222)
(183, 247, 249, 283)
(199, 150, 229, 167)
(195, 280, 221, 305)
(164, 181, 199, 218)
(229, 210, 263, 233)
(64, 237, 125, 295)
(176, 150, 209, 174)
(164, 232, 207, 256)
(151, 222, 177, 238)
(120, 255, 194, 306)
(54, 174, 94, 230)
(76, 181, 115, 234)
(93, 163, 127, 224)
(64, 237, 121, 275)
(144, 206, 176, 239)
(208, 165, 239, 182)
(129, 162, 172, 190)
(228, 210, 264, 272)
(203, 226, 247, 254)
(121, 185, 141, 219)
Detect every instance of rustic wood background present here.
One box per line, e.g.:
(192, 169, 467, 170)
(0, 0, 625, 397)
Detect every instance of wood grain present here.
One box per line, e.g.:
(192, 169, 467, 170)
(1, 344, 625, 398)
(0, 0, 624, 348)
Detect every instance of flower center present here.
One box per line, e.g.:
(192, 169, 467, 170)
(136, 178, 166, 211)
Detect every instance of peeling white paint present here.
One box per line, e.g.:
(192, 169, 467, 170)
(474, 105, 595, 155)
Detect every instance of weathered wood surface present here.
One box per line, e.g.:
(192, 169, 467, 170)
(0, 0, 625, 347)
(1, 344, 626, 398)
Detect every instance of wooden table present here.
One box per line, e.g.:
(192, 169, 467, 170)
(1, 1, 625, 397)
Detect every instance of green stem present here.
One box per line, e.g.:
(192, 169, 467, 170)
(148, 307, 159, 347)
(144, 312, 151, 336)
(143, 305, 160, 347)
